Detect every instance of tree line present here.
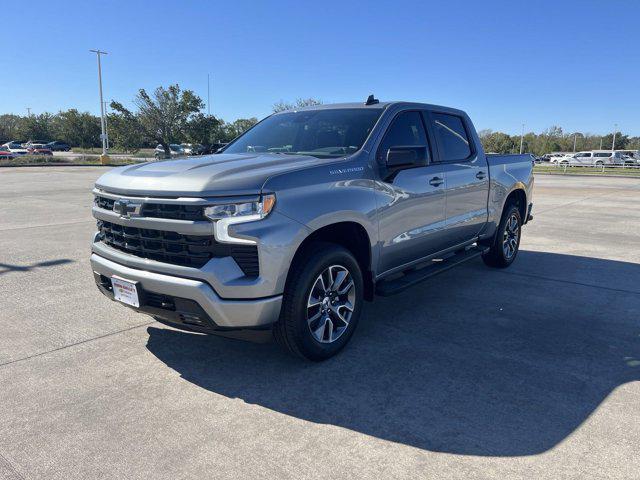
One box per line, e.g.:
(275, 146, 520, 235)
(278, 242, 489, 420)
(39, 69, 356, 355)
(479, 126, 639, 155)
(1, 86, 636, 155)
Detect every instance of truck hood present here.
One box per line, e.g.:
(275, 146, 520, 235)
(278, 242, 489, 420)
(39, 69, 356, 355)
(95, 153, 326, 197)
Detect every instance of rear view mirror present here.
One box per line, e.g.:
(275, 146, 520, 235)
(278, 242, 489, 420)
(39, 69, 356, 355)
(386, 146, 427, 167)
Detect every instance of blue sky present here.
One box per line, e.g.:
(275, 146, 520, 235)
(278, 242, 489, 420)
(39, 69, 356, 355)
(1, 0, 638, 135)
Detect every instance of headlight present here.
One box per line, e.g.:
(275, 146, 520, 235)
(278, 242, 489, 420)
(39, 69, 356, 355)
(204, 194, 276, 244)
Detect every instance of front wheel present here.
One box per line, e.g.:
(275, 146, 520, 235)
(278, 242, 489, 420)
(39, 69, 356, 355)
(274, 243, 364, 361)
(482, 204, 522, 268)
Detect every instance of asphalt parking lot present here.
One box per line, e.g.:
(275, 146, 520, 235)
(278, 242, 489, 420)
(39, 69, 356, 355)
(1, 167, 639, 479)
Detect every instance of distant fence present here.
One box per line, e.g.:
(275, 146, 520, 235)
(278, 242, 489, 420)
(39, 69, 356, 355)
(534, 162, 640, 176)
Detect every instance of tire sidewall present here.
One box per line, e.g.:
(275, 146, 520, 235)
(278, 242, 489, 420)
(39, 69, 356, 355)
(288, 246, 364, 360)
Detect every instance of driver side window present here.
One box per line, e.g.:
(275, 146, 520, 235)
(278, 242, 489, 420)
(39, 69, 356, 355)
(377, 111, 429, 162)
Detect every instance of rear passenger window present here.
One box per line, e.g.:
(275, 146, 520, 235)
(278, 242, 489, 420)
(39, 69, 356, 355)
(431, 113, 472, 161)
(377, 111, 428, 162)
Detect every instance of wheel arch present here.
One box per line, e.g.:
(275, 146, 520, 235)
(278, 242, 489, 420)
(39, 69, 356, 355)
(286, 221, 375, 301)
(504, 186, 527, 222)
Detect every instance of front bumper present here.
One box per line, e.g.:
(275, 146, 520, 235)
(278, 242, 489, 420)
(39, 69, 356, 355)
(91, 253, 282, 330)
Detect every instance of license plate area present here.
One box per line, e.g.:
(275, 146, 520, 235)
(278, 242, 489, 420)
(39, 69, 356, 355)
(111, 276, 140, 308)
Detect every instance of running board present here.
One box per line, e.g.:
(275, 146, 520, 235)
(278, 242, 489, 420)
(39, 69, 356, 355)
(375, 246, 488, 297)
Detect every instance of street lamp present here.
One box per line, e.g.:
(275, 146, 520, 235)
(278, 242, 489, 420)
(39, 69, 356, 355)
(90, 49, 109, 164)
(612, 123, 618, 152)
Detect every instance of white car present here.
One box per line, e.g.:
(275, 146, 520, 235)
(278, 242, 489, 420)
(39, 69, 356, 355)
(556, 150, 629, 166)
(2, 141, 28, 155)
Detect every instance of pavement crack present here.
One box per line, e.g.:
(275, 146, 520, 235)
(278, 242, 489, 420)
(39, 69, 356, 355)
(0, 321, 155, 369)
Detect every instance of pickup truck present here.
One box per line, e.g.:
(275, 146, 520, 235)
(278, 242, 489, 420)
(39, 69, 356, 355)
(91, 98, 534, 361)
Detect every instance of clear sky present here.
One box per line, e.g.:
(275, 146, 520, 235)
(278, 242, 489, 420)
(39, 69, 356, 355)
(1, 0, 638, 135)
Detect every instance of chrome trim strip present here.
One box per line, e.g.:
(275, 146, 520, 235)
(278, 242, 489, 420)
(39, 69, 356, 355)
(93, 188, 260, 205)
(93, 206, 215, 235)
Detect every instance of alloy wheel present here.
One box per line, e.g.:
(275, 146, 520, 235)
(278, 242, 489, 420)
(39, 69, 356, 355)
(306, 265, 356, 344)
(502, 213, 520, 260)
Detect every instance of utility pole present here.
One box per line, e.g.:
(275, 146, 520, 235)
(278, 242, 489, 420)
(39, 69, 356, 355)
(599, 137, 603, 150)
(519, 123, 525, 154)
(612, 123, 618, 152)
(207, 74, 211, 115)
(573, 133, 578, 152)
(26, 107, 31, 116)
(103, 101, 110, 150)
(90, 49, 109, 164)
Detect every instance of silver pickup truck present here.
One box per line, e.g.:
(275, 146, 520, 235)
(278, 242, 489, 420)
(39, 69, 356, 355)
(91, 97, 534, 360)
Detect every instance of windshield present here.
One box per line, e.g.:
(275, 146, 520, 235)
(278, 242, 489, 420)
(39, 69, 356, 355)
(224, 108, 383, 158)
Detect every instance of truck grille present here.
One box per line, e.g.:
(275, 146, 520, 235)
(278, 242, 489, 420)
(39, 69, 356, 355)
(95, 196, 204, 221)
(96, 220, 259, 276)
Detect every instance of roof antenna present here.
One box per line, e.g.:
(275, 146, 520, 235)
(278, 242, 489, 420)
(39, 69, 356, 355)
(365, 94, 379, 106)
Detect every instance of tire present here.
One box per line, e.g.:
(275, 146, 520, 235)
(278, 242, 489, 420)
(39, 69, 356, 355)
(273, 242, 364, 361)
(482, 203, 522, 269)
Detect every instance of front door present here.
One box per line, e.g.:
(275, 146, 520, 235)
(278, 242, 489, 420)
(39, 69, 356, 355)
(375, 111, 447, 274)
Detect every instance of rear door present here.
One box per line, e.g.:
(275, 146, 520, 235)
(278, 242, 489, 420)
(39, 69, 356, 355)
(375, 110, 447, 274)
(426, 111, 489, 244)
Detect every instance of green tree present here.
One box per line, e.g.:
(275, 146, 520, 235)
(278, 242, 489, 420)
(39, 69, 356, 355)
(272, 98, 323, 113)
(479, 130, 515, 154)
(185, 113, 223, 145)
(111, 84, 204, 157)
(0, 114, 22, 143)
(228, 118, 258, 139)
(17, 113, 57, 142)
(53, 109, 101, 148)
(106, 111, 144, 152)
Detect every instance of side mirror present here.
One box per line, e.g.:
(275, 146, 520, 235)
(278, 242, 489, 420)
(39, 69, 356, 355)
(386, 146, 427, 167)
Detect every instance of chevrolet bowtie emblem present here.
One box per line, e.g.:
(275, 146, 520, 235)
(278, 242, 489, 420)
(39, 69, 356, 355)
(113, 199, 142, 218)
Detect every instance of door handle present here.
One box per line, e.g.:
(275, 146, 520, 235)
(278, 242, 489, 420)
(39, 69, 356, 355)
(429, 176, 444, 187)
(476, 171, 487, 180)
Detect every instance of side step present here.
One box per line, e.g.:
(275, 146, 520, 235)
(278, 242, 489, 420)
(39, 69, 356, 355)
(375, 246, 488, 297)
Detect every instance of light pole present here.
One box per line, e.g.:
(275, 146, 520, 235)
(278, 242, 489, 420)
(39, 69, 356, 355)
(599, 137, 603, 150)
(573, 133, 578, 152)
(207, 74, 211, 115)
(612, 123, 618, 152)
(103, 101, 110, 150)
(519, 123, 525, 154)
(90, 49, 109, 163)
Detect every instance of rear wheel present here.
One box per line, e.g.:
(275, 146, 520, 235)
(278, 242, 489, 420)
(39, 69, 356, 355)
(482, 204, 522, 268)
(274, 243, 363, 361)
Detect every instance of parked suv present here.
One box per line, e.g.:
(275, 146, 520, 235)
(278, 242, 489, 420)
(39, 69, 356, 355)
(91, 99, 534, 360)
(154, 143, 185, 160)
(557, 150, 630, 166)
(46, 141, 71, 152)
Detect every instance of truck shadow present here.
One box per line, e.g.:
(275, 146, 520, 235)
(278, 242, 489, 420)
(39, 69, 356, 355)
(145, 250, 640, 457)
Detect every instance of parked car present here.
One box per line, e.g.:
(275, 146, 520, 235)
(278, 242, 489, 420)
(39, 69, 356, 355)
(27, 145, 53, 156)
(2, 141, 28, 155)
(180, 143, 195, 155)
(91, 98, 534, 361)
(154, 144, 185, 160)
(543, 152, 571, 163)
(25, 140, 49, 148)
(615, 150, 640, 165)
(0, 146, 15, 159)
(557, 150, 630, 166)
(46, 141, 72, 152)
